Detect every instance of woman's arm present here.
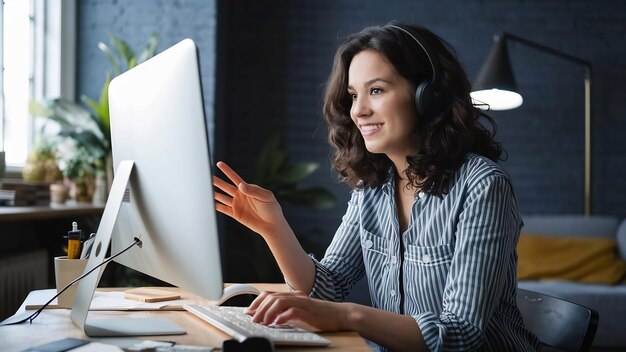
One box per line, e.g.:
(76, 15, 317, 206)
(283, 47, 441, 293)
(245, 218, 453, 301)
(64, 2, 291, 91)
(213, 161, 315, 292)
(345, 302, 428, 351)
(247, 291, 428, 352)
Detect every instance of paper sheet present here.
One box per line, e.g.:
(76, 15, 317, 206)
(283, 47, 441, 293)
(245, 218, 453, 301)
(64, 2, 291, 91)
(23, 289, 194, 311)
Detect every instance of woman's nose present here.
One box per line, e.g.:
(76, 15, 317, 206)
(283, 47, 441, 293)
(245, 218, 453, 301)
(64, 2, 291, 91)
(351, 96, 372, 117)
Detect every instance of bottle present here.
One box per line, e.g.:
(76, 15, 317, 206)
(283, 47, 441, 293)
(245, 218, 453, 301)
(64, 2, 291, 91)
(66, 222, 83, 259)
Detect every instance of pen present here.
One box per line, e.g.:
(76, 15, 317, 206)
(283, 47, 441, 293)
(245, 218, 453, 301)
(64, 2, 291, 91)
(66, 222, 83, 260)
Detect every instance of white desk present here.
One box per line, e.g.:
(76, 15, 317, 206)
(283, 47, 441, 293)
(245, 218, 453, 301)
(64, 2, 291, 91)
(0, 285, 371, 351)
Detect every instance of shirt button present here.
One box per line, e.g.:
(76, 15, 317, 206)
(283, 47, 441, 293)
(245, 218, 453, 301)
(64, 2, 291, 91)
(390, 289, 396, 297)
(364, 240, 373, 249)
(390, 256, 397, 264)
(418, 191, 426, 199)
(422, 254, 431, 263)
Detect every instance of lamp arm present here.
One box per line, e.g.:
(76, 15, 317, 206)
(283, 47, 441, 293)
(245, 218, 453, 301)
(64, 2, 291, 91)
(500, 32, 592, 73)
(498, 32, 593, 215)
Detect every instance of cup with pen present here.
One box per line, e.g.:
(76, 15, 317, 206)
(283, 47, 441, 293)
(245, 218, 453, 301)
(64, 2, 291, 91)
(54, 222, 97, 308)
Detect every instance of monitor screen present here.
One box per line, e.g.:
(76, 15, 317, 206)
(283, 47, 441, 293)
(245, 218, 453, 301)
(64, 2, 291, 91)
(107, 38, 222, 301)
(70, 38, 223, 336)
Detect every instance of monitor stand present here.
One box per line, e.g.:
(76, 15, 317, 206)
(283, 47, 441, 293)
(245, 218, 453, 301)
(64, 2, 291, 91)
(70, 160, 185, 336)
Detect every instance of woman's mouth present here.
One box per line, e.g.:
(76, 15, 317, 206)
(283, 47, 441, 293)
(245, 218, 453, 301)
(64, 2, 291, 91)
(360, 123, 383, 136)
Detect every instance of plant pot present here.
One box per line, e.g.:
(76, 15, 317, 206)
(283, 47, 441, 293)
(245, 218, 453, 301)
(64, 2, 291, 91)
(70, 174, 95, 203)
(50, 183, 70, 204)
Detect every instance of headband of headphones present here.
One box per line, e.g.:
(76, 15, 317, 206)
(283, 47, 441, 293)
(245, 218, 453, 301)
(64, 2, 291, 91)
(386, 24, 440, 85)
(385, 24, 447, 119)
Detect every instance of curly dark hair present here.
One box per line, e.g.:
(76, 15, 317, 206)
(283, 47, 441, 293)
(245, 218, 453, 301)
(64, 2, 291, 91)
(323, 23, 504, 197)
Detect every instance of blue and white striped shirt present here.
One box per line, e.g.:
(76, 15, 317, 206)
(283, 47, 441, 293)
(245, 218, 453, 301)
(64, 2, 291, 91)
(309, 153, 540, 351)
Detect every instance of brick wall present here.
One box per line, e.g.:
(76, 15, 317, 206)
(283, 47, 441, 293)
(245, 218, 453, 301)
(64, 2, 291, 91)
(77, 0, 217, 144)
(78, 0, 626, 282)
(215, 0, 626, 237)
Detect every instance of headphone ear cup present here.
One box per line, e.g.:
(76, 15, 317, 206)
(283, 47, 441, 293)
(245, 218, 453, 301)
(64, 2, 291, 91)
(414, 80, 434, 119)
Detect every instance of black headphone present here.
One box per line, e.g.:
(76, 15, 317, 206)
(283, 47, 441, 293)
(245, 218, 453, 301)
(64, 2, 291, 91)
(387, 24, 446, 119)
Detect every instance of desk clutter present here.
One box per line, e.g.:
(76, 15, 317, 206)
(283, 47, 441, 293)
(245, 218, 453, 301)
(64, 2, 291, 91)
(0, 179, 51, 206)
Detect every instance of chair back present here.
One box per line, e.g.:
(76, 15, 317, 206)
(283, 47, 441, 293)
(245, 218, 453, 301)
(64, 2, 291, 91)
(517, 288, 599, 352)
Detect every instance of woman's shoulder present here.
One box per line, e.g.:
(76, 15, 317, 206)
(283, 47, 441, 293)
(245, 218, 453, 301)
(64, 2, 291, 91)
(458, 153, 511, 185)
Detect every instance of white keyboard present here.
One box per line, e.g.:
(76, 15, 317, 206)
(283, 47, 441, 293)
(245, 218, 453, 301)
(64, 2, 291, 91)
(184, 304, 331, 347)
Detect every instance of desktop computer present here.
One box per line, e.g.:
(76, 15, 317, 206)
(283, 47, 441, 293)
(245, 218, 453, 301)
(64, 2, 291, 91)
(70, 38, 223, 336)
(67, 38, 330, 347)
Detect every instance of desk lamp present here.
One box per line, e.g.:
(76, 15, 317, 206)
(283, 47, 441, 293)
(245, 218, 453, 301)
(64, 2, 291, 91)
(470, 32, 592, 215)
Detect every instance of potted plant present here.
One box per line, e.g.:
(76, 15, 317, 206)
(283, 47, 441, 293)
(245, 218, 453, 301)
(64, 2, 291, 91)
(29, 32, 160, 194)
(22, 137, 63, 184)
(63, 146, 96, 203)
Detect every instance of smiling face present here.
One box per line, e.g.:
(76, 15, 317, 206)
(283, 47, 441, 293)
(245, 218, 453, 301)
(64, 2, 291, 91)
(348, 49, 418, 163)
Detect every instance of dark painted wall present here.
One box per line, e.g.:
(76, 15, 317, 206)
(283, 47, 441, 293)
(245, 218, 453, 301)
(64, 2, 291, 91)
(215, 1, 626, 285)
(78, 1, 626, 284)
(77, 0, 217, 143)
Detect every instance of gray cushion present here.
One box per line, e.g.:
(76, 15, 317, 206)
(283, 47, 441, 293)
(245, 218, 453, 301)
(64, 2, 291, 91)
(521, 215, 619, 239)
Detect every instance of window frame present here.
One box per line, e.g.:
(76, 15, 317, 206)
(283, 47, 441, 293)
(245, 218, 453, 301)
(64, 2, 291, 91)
(1, 0, 76, 177)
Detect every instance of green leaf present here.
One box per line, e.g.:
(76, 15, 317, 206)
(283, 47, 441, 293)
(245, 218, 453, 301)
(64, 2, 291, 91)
(98, 42, 121, 76)
(67, 131, 107, 158)
(109, 34, 136, 70)
(39, 99, 107, 147)
(128, 57, 137, 70)
(81, 73, 111, 146)
(99, 74, 111, 132)
(275, 162, 319, 184)
(137, 32, 160, 64)
(256, 133, 283, 184)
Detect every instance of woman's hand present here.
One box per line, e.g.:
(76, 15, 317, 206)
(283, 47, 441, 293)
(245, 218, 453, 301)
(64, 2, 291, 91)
(213, 161, 287, 237)
(245, 291, 351, 332)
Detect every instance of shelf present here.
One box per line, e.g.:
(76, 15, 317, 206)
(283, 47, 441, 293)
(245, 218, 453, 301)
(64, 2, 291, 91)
(0, 201, 104, 222)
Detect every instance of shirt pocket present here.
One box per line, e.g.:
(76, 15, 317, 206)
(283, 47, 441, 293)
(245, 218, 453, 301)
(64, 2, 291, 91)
(404, 243, 453, 266)
(361, 229, 389, 261)
(361, 229, 389, 299)
(403, 243, 454, 311)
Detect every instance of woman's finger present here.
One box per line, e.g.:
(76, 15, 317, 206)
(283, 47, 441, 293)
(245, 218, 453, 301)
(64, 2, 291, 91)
(213, 175, 237, 197)
(216, 161, 246, 186)
(214, 203, 233, 217)
(262, 292, 308, 325)
(246, 290, 274, 313)
(251, 292, 282, 324)
(214, 191, 233, 208)
(251, 291, 304, 324)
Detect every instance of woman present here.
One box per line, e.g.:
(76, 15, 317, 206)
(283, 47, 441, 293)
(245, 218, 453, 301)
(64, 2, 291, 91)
(213, 23, 540, 351)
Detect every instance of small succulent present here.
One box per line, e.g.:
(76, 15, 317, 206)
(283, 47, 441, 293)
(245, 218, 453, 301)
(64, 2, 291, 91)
(22, 139, 63, 183)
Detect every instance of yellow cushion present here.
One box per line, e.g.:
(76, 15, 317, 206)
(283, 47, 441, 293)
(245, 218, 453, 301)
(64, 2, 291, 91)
(517, 233, 626, 284)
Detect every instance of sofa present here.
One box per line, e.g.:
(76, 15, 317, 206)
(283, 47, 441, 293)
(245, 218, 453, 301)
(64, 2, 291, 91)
(517, 215, 626, 351)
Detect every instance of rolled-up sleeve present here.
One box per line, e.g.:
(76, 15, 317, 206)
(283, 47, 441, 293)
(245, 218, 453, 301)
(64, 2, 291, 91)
(309, 190, 366, 302)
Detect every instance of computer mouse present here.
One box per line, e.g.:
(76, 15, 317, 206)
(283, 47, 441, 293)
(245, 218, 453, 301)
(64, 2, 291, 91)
(217, 284, 261, 307)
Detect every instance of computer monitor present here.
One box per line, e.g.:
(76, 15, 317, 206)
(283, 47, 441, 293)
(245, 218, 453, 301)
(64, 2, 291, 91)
(70, 38, 223, 336)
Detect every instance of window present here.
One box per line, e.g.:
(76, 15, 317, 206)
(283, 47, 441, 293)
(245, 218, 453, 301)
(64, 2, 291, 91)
(0, 0, 75, 171)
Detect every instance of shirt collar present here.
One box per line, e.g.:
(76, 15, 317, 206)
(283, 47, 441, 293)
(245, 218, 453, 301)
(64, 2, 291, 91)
(381, 168, 395, 196)
(381, 167, 433, 198)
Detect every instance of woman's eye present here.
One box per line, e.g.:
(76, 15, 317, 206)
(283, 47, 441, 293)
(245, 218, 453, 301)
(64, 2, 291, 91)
(349, 93, 357, 100)
(370, 88, 382, 95)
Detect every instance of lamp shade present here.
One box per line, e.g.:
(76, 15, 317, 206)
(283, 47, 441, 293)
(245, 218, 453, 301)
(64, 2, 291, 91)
(471, 35, 523, 110)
